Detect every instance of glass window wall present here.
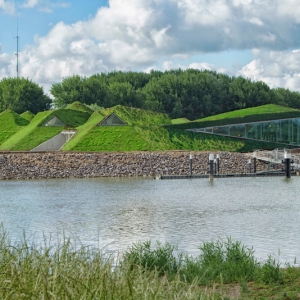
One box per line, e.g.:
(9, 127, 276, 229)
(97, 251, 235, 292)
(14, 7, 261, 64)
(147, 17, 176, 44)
(195, 117, 300, 146)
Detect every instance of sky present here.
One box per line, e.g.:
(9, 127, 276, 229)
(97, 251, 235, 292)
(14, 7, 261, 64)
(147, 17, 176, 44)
(1, 0, 300, 95)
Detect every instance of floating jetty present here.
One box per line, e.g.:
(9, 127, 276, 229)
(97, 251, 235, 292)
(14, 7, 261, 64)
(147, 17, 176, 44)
(156, 171, 292, 180)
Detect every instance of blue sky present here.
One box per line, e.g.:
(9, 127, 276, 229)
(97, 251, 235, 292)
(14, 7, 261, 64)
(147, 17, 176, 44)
(1, 0, 108, 53)
(1, 0, 300, 94)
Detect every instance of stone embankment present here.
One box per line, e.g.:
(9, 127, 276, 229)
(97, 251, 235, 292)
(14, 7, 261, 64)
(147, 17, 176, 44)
(0, 151, 272, 180)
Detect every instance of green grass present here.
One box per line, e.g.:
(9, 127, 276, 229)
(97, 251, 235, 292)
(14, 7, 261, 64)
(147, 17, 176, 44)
(195, 104, 296, 122)
(100, 105, 172, 125)
(51, 108, 91, 127)
(1, 104, 298, 152)
(66, 101, 94, 114)
(171, 117, 190, 124)
(1, 228, 300, 299)
(0, 111, 61, 150)
(0, 108, 92, 150)
(61, 112, 106, 151)
(20, 110, 35, 122)
(0, 110, 29, 130)
(0, 110, 29, 146)
(171, 104, 300, 130)
(68, 124, 286, 152)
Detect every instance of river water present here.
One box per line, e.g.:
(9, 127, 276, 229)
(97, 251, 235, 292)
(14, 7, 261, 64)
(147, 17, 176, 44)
(1, 176, 300, 264)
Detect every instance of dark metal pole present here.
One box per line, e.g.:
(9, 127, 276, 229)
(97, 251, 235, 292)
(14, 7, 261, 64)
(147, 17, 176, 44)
(284, 151, 291, 178)
(253, 151, 257, 173)
(209, 154, 214, 181)
(189, 153, 193, 176)
(216, 154, 220, 174)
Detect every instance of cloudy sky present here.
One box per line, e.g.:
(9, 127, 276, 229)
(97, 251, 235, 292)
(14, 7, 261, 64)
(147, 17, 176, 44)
(1, 0, 300, 94)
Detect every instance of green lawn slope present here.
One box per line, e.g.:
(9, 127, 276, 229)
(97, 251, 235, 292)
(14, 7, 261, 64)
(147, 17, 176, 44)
(20, 111, 35, 122)
(64, 105, 294, 152)
(1, 104, 297, 152)
(0, 110, 29, 146)
(66, 101, 94, 114)
(67, 124, 284, 152)
(170, 104, 300, 130)
(0, 107, 92, 151)
(171, 118, 190, 124)
(100, 105, 172, 125)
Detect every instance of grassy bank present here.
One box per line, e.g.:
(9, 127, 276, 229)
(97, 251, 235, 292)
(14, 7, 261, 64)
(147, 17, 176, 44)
(169, 104, 300, 130)
(0, 230, 299, 299)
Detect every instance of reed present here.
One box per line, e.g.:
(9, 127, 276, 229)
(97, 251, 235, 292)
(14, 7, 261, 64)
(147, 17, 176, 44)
(0, 228, 299, 299)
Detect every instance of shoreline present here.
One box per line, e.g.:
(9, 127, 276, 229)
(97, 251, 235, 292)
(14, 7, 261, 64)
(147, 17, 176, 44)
(0, 151, 272, 180)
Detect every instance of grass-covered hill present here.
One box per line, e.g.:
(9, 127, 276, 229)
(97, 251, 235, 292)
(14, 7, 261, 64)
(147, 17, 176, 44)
(65, 101, 94, 114)
(100, 105, 172, 125)
(63, 105, 286, 152)
(62, 106, 172, 151)
(0, 107, 92, 151)
(170, 104, 300, 130)
(0, 104, 298, 152)
(20, 111, 35, 122)
(0, 110, 29, 145)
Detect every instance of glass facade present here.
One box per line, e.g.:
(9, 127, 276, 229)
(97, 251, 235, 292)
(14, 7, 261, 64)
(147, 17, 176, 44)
(197, 117, 300, 146)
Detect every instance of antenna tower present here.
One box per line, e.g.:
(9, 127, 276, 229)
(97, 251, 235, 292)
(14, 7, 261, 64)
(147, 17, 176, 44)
(15, 21, 20, 78)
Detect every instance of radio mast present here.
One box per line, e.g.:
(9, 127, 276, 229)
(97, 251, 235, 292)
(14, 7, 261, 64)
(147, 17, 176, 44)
(15, 21, 20, 78)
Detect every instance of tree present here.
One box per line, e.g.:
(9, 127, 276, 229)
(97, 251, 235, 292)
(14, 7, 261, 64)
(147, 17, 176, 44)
(0, 77, 51, 114)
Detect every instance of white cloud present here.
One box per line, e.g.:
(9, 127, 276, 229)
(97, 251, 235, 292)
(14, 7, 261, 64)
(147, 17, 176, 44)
(0, 44, 2, 52)
(22, 0, 39, 8)
(238, 49, 300, 91)
(0, 0, 15, 14)
(2, 0, 300, 93)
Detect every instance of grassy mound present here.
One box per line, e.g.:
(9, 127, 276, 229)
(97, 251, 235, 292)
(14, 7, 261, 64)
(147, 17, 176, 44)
(100, 105, 172, 125)
(171, 104, 300, 130)
(1, 104, 297, 152)
(20, 111, 35, 122)
(66, 101, 94, 114)
(0, 110, 29, 145)
(0, 108, 92, 151)
(62, 112, 106, 151)
(0, 110, 29, 129)
(171, 118, 190, 124)
(66, 123, 283, 152)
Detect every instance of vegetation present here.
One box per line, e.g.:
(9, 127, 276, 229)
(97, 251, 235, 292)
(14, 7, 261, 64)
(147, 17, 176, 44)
(169, 104, 300, 130)
(66, 101, 94, 114)
(171, 117, 190, 124)
(50, 70, 300, 120)
(0, 110, 29, 145)
(20, 110, 35, 122)
(0, 104, 290, 152)
(101, 105, 172, 125)
(0, 77, 51, 114)
(0, 229, 299, 299)
(66, 123, 284, 152)
(0, 108, 91, 150)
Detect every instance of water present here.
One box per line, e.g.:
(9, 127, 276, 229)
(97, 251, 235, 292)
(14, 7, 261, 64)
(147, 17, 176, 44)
(1, 176, 300, 264)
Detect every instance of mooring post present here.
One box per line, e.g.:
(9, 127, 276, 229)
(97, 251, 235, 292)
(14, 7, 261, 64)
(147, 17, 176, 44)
(216, 154, 220, 174)
(248, 159, 252, 173)
(189, 153, 193, 176)
(253, 151, 257, 173)
(284, 150, 292, 179)
(209, 154, 214, 181)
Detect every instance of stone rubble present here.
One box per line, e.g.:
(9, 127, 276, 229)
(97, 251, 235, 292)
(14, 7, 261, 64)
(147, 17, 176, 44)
(0, 151, 273, 180)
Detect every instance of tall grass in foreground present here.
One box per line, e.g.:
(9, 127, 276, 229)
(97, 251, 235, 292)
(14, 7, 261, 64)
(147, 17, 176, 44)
(0, 230, 298, 299)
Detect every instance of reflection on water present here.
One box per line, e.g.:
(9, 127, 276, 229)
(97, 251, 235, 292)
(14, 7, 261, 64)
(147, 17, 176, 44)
(1, 176, 300, 263)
